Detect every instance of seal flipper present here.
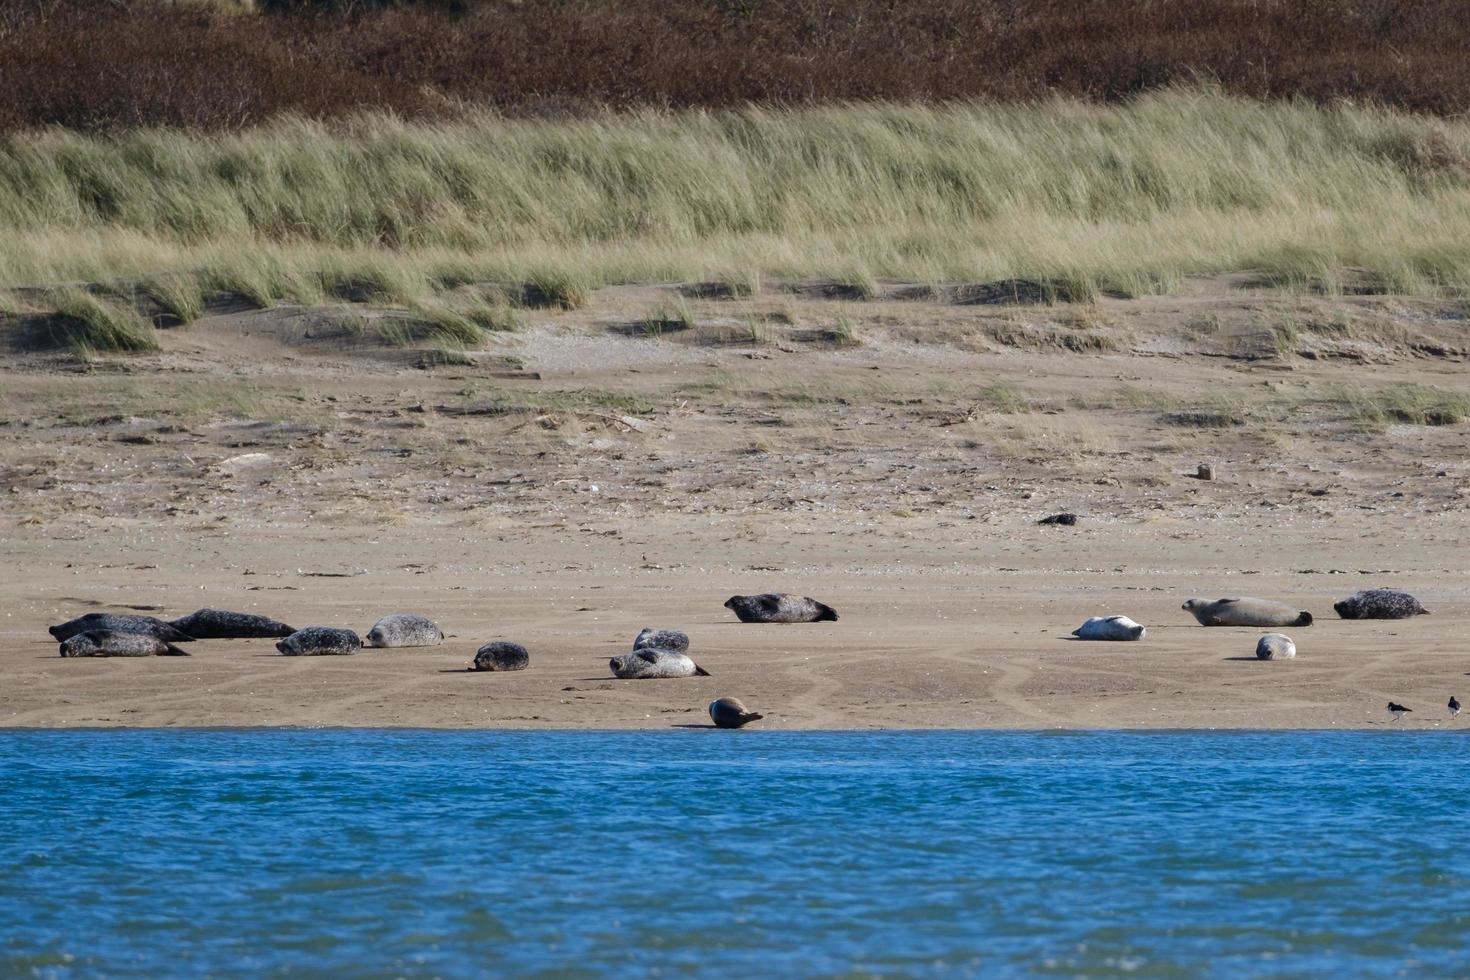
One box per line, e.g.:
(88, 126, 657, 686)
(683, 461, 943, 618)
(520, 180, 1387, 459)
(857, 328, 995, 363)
(743, 711, 763, 723)
(160, 643, 191, 656)
(694, 663, 711, 676)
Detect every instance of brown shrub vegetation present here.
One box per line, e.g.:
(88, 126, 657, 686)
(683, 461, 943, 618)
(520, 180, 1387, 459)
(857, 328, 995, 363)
(1, 0, 1469, 131)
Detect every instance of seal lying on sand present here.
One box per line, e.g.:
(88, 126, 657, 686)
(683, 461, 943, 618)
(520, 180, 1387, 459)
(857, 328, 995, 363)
(709, 697, 763, 729)
(1333, 589, 1430, 620)
(473, 641, 529, 671)
(169, 609, 295, 639)
(724, 594, 838, 624)
(609, 649, 710, 679)
(1182, 598, 1312, 628)
(1071, 615, 1146, 640)
(1255, 633, 1296, 660)
(634, 628, 689, 654)
(59, 630, 189, 657)
(365, 614, 443, 648)
(277, 627, 361, 656)
(49, 613, 192, 644)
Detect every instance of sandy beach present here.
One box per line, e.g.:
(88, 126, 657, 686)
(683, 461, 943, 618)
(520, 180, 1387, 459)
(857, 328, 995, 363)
(4, 281, 1468, 729)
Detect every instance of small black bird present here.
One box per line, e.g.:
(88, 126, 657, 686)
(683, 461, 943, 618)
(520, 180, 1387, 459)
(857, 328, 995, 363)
(1387, 702, 1412, 721)
(1449, 696, 1462, 719)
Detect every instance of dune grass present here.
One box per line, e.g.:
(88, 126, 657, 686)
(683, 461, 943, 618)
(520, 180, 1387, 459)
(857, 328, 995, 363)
(43, 288, 160, 355)
(3, 90, 1470, 300)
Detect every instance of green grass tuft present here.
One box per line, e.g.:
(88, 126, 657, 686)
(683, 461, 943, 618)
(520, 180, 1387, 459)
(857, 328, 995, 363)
(44, 288, 159, 355)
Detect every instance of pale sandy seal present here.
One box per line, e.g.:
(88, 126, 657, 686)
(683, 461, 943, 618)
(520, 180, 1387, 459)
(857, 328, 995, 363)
(277, 627, 361, 656)
(365, 614, 443, 648)
(1071, 615, 1146, 640)
(60, 630, 189, 657)
(473, 642, 529, 671)
(1255, 633, 1296, 660)
(724, 594, 838, 624)
(1182, 598, 1312, 628)
(49, 613, 192, 644)
(609, 649, 710, 679)
(169, 609, 295, 639)
(634, 628, 689, 654)
(1333, 589, 1430, 620)
(709, 697, 763, 729)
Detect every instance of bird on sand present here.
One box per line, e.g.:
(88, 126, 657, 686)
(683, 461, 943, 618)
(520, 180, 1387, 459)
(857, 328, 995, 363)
(1387, 702, 1412, 722)
(1449, 696, 1461, 719)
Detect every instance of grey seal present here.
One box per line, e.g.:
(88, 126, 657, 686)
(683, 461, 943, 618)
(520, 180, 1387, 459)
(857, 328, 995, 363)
(634, 628, 689, 654)
(1333, 589, 1430, 620)
(276, 627, 361, 656)
(59, 630, 189, 657)
(1182, 598, 1312, 628)
(473, 642, 529, 671)
(169, 609, 295, 639)
(724, 594, 838, 624)
(709, 697, 763, 729)
(365, 614, 443, 648)
(1071, 615, 1146, 640)
(49, 613, 192, 644)
(609, 649, 710, 679)
(1255, 633, 1296, 660)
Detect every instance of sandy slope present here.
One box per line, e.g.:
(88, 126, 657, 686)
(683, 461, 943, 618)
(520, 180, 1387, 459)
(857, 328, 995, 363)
(3, 281, 1469, 729)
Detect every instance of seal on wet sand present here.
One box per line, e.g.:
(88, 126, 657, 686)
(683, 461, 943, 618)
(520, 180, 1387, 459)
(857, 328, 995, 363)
(609, 649, 710, 679)
(1333, 589, 1430, 620)
(365, 614, 443, 648)
(1181, 598, 1312, 628)
(724, 594, 838, 624)
(1071, 615, 1146, 641)
(634, 628, 689, 654)
(277, 627, 361, 656)
(473, 642, 529, 671)
(49, 613, 192, 644)
(709, 697, 763, 729)
(1255, 633, 1296, 660)
(169, 609, 295, 639)
(59, 630, 189, 657)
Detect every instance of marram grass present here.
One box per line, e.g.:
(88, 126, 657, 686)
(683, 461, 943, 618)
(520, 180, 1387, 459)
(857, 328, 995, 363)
(3, 89, 1470, 299)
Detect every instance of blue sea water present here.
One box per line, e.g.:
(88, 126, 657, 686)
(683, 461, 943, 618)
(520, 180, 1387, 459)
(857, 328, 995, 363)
(2, 731, 1469, 978)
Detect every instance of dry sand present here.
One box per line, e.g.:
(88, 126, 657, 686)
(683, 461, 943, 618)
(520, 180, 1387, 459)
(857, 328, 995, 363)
(3, 280, 1469, 729)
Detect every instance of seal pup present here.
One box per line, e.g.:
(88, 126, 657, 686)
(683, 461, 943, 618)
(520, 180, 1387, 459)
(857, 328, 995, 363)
(634, 628, 689, 654)
(724, 594, 838, 624)
(276, 627, 361, 656)
(365, 614, 443, 648)
(59, 630, 189, 657)
(609, 649, 710, 679)
(1181, 598, 1312, 628)
(169, 609, 295, 639)
(709, 697, 763, 729)
(1071, 616, 1145, 641)
(473, 641, 529, 671)
(1387, 702, 1412, 722)
(1449, 696, 1461, 719)
(49, 613, 192, 644)
(1254, 633, 1296, 660)
(1333, 589, 1430, 620)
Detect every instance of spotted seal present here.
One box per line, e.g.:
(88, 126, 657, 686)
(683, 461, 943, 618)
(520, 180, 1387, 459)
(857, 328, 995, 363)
(609, 649, 710, 679)
(59, 630, 190, 657)
(276, 627, 361, 656)
(473, 641, 529, 671)
(724, 594, 838, 624)
(1071, 615, 1146, 640)
(169, 609, 295, 639)
(709, 697, 763, 729)
(365, 614, 443, 648)
(1254, 633, 1296, 660)
(633, 628, 689, 654)
(1333, 589, 1429, 620)
(49, 613, 192, 644)
(1182, 598, 1312, 628)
